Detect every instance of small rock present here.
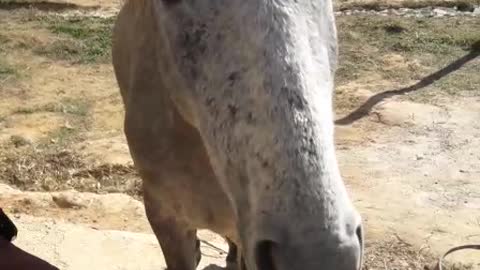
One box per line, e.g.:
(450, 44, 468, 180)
(52, 193, 88, 209)
(433, 8, 448, 17)
(474, 7, 480, 16)
(64, 122, 74, 130)
(392, 9, 402, 16)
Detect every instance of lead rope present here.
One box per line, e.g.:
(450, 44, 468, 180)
(433, 244, 480, 270)
(200, 239, 228, 254)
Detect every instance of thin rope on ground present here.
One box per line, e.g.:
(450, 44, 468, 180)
(200, 239, 227, 254)
(434, 244, 480, 270)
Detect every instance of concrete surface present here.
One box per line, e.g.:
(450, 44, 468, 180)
(12, 215, 228, 270)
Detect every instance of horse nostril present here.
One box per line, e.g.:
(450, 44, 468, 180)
(255, 240, 277, 270)
(356, 224, 364, 270)
(356, 224, 363, 248)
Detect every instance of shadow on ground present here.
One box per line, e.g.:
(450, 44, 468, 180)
(335, 41, 480, 126)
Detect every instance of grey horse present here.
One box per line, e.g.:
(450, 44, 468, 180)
(112, 0, 364, 269)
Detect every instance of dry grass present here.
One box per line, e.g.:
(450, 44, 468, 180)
(363, 236, 474, 270)
(2, 0, 479, 11)
(335, 0, 480, 11)
(0, 144, 141, 196)
(34, 15, 114, 63)
(0, 0, 478, 201)
(336, 16, 478, 81)
(0, 0, 478, 193)
(0, 12, 113, 64)
(335, 15, 480, 110)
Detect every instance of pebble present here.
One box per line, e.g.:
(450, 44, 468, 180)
(391, 9, 403, 16)
(433, 8, 448, 17)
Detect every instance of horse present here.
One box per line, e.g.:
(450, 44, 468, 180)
(112, 0, 363, 269)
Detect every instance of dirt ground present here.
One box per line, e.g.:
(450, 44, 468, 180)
(0, 0, 479, 269)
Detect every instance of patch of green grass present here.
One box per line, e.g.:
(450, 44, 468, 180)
(34, 16, 114, 64)
(0, 14, 113, 64)
(58, 98, 91, 116)
(0, 29, 44, 52)
(334, 15, 479, 110)
(418, 60, 479, 99)
(12, 98, 92, 145)
(383, 20, 478, 53)
(46, 126, 80, 145)
(0, 57, 17, 81)
(33, 39, 83, 61)
(336, 16, 480, 84)
(0, 63, 15, 77)
(13, 107, 36, 114)
(10, 134, 31, 147)
(0, 33, 10, 52)
(46, 98, 91, 145)
(14, 98, 91, 116)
